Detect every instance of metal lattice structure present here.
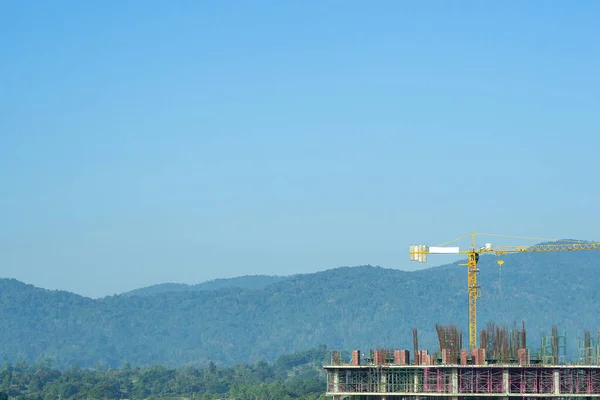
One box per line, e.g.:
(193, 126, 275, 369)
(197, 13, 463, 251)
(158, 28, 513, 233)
(326, 365, 600, 398)
(577, 331, 600, 366)
(540, 326, 568, 365)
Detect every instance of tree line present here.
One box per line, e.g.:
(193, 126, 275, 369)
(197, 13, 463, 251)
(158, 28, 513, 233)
(0, 346, 328, 400)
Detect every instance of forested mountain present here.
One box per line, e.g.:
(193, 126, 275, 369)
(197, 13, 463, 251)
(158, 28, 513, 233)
(0, 250, 599, 369)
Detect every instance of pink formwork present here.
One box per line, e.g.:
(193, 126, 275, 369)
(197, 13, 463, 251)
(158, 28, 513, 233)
(423, 367, 453, 392)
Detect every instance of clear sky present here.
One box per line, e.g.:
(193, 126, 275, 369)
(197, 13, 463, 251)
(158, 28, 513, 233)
(1, 1, 598, 298)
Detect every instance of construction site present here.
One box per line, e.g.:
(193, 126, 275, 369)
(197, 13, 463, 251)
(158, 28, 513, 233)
(324, 233, 600, 399)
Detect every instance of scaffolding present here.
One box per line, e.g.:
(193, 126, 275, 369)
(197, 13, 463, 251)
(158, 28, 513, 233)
(330, 350, 350, 365)
(540, 325, 567, 365)
(326, 365, 600, 397)
(577, 330, 600, 365)
(559, 368, 600, 394)
(507, 367, 555, 394)
(458, 367, 504, 393)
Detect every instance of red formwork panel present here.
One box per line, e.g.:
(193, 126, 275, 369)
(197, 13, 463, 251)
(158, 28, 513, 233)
(460, 349, 468, 365)
(394, 349, 410, 365)
(419, 350, 430, 365)
(441, 349, 452, 365)
(351, 350, 361, 365)
(373, 349, 386, 365)
(471, 348, 486, 365)
(517, 348, 530, 366)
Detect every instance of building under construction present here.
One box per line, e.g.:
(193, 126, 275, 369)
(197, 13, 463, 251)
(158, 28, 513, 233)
(324, 323, 600, 399)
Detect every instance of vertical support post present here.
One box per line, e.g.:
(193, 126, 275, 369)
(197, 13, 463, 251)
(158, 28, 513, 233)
(380, 370, 387, 393)
(503, 367, 509, 400)
(450, 368, 458, 396)
(414, 369, 420, 400)
(467, 251, 479, 351)
(554, 369, 560, 395)
(333, 369, 339, 393)
(452, 367, 458, 400)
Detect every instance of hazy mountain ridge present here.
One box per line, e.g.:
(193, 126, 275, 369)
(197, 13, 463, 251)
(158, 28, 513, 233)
(122, 275, 286, 297)
(0, 250, 599, 369)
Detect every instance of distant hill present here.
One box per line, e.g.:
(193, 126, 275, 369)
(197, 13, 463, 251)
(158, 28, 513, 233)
(123, 275, 286, 297)
(122, 282, 190, 296)
(0, 249, 599, 368)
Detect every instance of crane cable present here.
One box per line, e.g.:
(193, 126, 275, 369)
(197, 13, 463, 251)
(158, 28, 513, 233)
(497, 259, 504, 297)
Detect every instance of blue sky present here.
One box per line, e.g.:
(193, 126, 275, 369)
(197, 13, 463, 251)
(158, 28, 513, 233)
(1, 1, 598, 297)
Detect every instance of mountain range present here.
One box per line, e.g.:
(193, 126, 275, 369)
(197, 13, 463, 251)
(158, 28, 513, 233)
(0, 249, 599, 369)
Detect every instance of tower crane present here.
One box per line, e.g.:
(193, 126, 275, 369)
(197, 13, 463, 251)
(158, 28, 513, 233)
(409, 232, 600, 351)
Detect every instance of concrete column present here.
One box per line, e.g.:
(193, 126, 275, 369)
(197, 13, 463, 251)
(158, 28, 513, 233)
(333, 370, 339, 393)
(413, 370, 420, 392)
(452, 367, 458, 394)
(380, 371, 387, 393)
(503, 368, 509, 395)
(413, 370, 420, 400)
(554, 369, 560, 395)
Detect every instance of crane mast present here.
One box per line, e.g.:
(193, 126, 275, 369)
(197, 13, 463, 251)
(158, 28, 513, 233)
(466, 250, 479, 351)
(409, 232, 600, 352)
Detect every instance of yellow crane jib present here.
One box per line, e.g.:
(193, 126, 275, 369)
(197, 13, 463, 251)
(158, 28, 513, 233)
(409, 233, 600, 352)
